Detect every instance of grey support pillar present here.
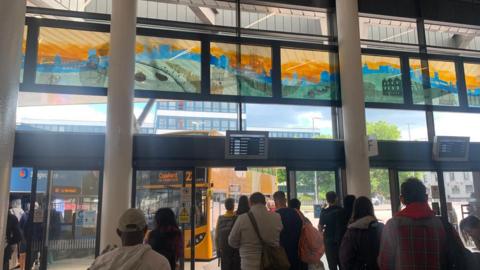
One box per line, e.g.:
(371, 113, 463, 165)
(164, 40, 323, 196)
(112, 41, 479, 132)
(0, 0, 26, 266)
(335, 0, 371, 197)
(101, 0, 138, 249)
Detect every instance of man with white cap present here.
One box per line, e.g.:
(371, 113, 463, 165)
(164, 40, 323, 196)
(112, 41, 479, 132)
(89, 208, 171, 270)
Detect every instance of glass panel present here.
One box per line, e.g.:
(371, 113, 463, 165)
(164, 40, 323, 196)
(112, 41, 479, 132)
(464, 63, 480, 107)
(365, 109, 428, 141)
(29, 170, 48, 269)
(47, 170, 100, 269)
(362, 55, 403, 103)
(410, 59, 459, 106)
(245, 103, 333, 139)
(443, 171, 480, 251)
(359, 16, 418, 45)
(8, 168, 33, 270)
(434, 112, 480, 141)
(294, 171, 336, 225)
(16, 92, 107, 133)
(210, 43, 272, 97)
(281, 48, 338, 100)
(398, 171, 439, 214)
(135, 36, 201, 93)
(425, 22, 480, 51)
(36, 27, 110, 87)
(141, 99, 237, 135)
(370, 169, 392, 223)
(20, 25, 27, 82)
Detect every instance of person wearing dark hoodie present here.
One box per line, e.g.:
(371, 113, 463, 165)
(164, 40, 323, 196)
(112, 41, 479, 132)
(340, 197, 383, 270)
(89, 208, 170, 270)
(378, 178, 450, 270)
(148, 208, 183, 270)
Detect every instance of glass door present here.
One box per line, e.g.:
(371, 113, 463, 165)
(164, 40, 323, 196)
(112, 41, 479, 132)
(25, 170, 101, 270)
(290, 170, 337, 226)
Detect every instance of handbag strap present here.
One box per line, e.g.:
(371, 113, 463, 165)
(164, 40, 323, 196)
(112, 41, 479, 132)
(247, 212, 266, 245)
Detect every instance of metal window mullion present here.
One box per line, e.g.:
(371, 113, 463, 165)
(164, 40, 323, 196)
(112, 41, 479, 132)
(389, 168, 400, 215)
(272, 43, 281, 98)
(23, 18, 40, 87)
(401, 55, 413, 105)
(201, 40, 210, 97)
(436, 169, 449, 220)
(95, 169, 104, 257)
(455, 59, 469, 108)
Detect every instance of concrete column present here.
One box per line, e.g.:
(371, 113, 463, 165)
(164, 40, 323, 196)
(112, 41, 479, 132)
(101, 0, 137, 249)
(335, 0, 371, 197)
(0, 0, 26, 267)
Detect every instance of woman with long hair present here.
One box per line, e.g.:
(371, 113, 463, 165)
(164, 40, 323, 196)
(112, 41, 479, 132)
(236, 195, 250, 215)
(147, 208, 183, 270)
(339, 197, 383, 270)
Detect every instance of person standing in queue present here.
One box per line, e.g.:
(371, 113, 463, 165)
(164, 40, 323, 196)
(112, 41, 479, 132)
(319, 191, 346, 270)
(228, 192, 283, 270)
(215, 198, 240, 270)
(147, 208, 183, 270)
(235, 195, 250, 215)
(273, 191, 305, 270)
(339, 197, 383, 270)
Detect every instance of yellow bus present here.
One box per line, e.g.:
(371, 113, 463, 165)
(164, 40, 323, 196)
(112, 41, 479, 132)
(136, 167, 278, 261)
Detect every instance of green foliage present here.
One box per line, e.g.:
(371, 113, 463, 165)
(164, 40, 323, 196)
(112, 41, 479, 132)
(370, 169, 390, 198)
(367, 120, 401, 141)
(295, 171, 336, 202)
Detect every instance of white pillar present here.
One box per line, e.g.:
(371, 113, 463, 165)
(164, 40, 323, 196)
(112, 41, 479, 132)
(336, 0, 371, 197)
(0, 0, 26, 266)
(101, 0, 137, 249)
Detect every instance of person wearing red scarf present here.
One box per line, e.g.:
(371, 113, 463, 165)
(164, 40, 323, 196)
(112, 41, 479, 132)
(378, 178, 448, 270)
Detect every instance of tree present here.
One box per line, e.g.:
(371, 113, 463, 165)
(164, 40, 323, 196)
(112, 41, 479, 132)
(367, 121, 401, 198)
(367, 120, 401, 140)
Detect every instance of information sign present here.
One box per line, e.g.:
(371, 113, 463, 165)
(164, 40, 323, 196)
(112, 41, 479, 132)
(225, 131, 268, 159)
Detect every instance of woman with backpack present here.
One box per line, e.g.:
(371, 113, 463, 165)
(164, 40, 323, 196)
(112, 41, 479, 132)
(147, 208, 183, 270)
(339, 197, 384, 270)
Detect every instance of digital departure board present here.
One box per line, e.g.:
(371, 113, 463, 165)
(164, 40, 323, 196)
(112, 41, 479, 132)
(433, 136, 470, 161)
(225, 131, 268, 159)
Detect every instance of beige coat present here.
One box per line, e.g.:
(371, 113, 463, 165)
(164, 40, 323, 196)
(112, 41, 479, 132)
(228, 204, 283, 270)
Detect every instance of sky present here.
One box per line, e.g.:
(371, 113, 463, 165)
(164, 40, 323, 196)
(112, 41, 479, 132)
(15, 99, 480, 141)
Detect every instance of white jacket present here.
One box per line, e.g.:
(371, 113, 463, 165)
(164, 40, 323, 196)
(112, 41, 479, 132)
(228, 204, 283, 270)
(89, 244, 171, 270)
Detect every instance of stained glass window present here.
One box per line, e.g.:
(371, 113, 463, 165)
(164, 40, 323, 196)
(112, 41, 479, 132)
(281, 48, 338, 100)
(410, 59, 459, 106)
(36, 27, 110, 87)
(134, 36, 201, 93)
(210, 43, 272, 97)
(362, 55, 403, 103)
(464, 63, 480, 107)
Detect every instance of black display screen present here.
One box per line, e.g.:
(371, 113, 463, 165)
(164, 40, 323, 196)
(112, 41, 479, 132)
(225, 131, 268, 159)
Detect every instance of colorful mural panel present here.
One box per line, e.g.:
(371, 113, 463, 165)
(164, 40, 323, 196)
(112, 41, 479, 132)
(20, 25, 27, 82)
(134, 36, 201, 93)
(362, 55, 403, 103)
(210, 43, 272, 97)
(36, 27, 110, 87)
(281, 48, 338, 100)
(410, 59, 459, 106)
(464, 63, 480, 107)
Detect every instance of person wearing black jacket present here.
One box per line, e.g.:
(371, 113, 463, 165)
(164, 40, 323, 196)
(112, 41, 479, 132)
(319, 191, 347, 270)
(339, 197, 383, 270)
(4, 212, 22, 270)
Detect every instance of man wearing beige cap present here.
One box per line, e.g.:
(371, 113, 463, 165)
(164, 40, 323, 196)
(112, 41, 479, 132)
(89, 208, 171, 270)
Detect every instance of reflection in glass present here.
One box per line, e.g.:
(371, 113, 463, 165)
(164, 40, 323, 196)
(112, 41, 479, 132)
(135, 36, 201, 93)
(442, 172, 479, 249)
(434, 111, 480, 141)
(464, 63, 480, 107)
(281, 48, 338, 100)
(365, 109, 428, 141)
(20, 25, 27, 82)
(210, 43, 272, 97)
(36, 28, 110, 87)
(370, 169, 392, 223)
(295, 171, 336, 225)
(410, 59, 459, 106)
(362, 55, 403, 103)
(245, 103, 333, 139)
